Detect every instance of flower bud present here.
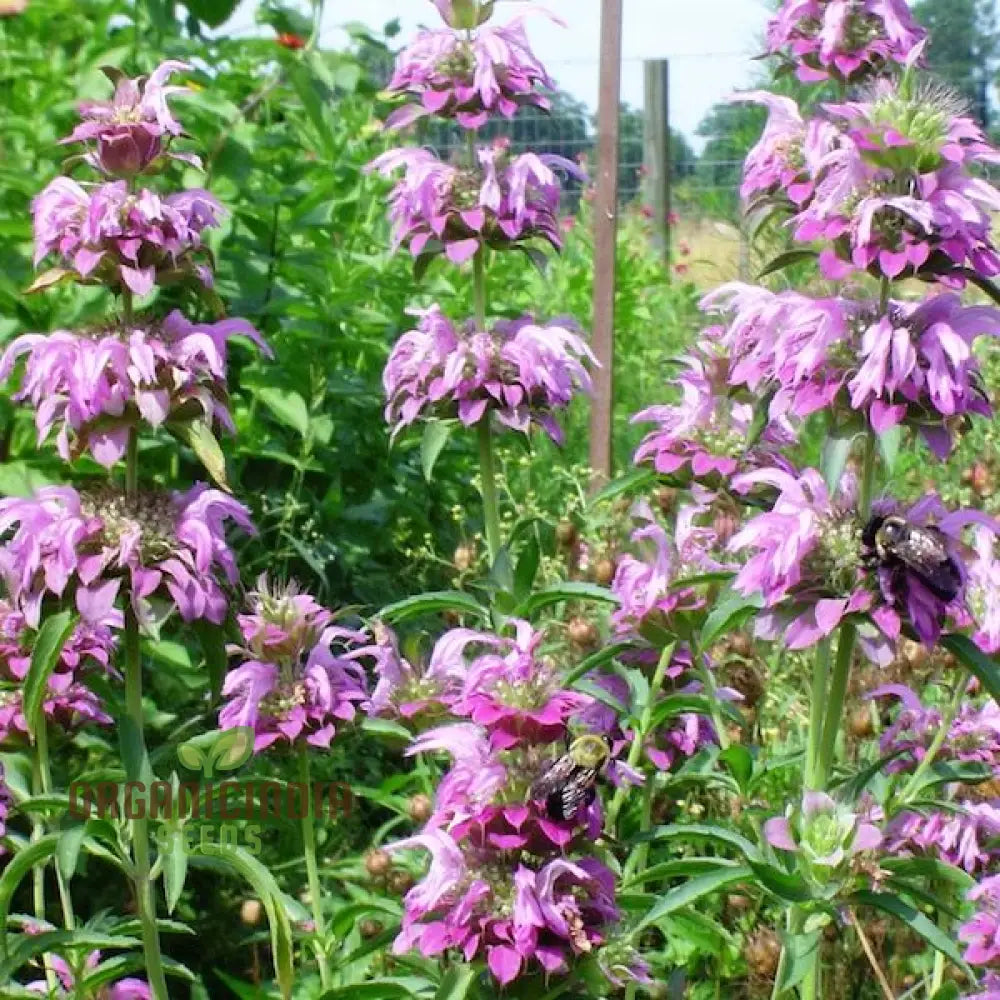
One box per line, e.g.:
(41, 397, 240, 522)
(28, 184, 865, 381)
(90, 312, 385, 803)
(361, 919, 383, 938)
(655, 486, 677, 515)
(848, 707, 874, 739)
(555, 519, 578, 548)
(388, 869, 414, 895)
(453, 543, 475, 573)
(567, 616, 599, 650)
(592, 558, 616, 587)
(432, 0, 495, 29)
(240, 898, 263, 926)
(365, 849, 392, 878)
(408, 793, 433, 824)
(744, 928, 781, 980)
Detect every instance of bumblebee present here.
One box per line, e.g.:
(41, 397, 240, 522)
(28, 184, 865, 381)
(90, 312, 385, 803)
(862, 514, 962, 602)
(529, 734, 611, 822)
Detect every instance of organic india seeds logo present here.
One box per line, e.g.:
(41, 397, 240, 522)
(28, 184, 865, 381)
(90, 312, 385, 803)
(68, 727, 354, 855)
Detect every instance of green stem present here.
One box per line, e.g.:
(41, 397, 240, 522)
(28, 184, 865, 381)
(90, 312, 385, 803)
(36, 720, 75, 931)
(805, 637, 832, 789)
(899, 671, 968, 804)
(816, 622, 856, 788)
(473, 248, 487, 330)
(930, 950, 945, 994)
(123, 432, 169, 1000)
(695, 642, 730, 751)
(298, 746, 332, 989)
(477, 417, 502, 568)
(606, 643, 674, 833)
(30, 752, 58, 993)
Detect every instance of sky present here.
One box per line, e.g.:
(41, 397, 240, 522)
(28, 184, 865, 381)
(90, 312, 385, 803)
(224, 0, 773, 148)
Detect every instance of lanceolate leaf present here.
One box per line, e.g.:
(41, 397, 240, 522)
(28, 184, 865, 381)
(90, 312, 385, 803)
(634, 865, 754, 932)
(379, 591, 488, 624)
(849, 889, 969, 968)
(420, 420, 453, 482)
(757, 248, 819, 279)
(941, 634, 1000, 704)
(23, 610, 77, 740)
(0, 833, 61, 958)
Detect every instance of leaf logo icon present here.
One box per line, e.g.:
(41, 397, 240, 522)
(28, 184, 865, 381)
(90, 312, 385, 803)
(210, 727, 255, 773)
(177, 727, 254, 778)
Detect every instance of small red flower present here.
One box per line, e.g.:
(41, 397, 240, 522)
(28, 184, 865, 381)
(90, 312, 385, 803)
(276, 32, 306, 50)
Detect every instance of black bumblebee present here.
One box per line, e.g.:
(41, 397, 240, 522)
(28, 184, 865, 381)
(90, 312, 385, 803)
(862, 514, 962, 602)
(529, 734, 611, 822)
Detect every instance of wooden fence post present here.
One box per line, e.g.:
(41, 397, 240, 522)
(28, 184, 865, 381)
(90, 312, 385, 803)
(642, 58, 671, 261)
(588, 0, 624, 486)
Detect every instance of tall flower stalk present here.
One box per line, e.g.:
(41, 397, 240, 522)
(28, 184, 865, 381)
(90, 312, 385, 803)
(1, 61, 267, 998)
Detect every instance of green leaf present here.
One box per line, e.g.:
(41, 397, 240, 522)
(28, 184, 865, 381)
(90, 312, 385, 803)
(636, 822, 759, 861)
(118, 714, 153, 785)
(718, 745, 753, 793)
(634, 866, 753, 932)
(163, 829, 189, 916)
(930, 985, 961, 1000)
(648, 693, 717, 729)
(257, 387, 311, 438)
(700, 588, 764, 649)
(170, 419, 229, 489)
(513, 537, 540, 601)
(774, 929, 821, 994)
(821, 431, 853, 493)
(0, 833, 60, 958)
(587, 467, 656, 508)
(192, 843, 295, 999)
(564, 642, 633, 685)
(360, 717, 413, 742)
(56, 825, 86, 882)
(621, 857, 741, 890)
(513, 582, 617, 619)
(194, 618, 229, 704)
(23, 610, 77, 740)
(184, 0, 240, 27)
(745, 385, 778, 449)
(878, 425, 903, 476)
(757, 248, 819, 278)
(941, 634, 1000, 704)
(849, 889, 969, 968)
(879, 856, 975, 893)
(421, 420, 453, 482)
(320, 987, 417, 1000)
(434, 966, 478, 1000)
(379, 591, 487, 624)
(747, 859, 814, 903)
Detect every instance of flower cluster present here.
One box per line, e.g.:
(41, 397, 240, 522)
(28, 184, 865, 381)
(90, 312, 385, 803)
(24, 945, 150, 999)
(765, 0, 926, 83)
(765, 790, 882, 882)
(368, 142, 579, 265)
(961, 876, 1000, 966)
(791, 82, 1000, 286)
(383, 305, 595, 442)
(611, 497, 733, 640)
(219, 578, 369, 751)
(385, 12, 555, 130)
(61, 62, 194, 176)
(0, 599, 116, 742)
(0, 311, 269, 467)
(382, 620, 632, 983)
(700, 285, 1000, 454)
(631, 338, 794, 483)
(33, 178, 222, 295)
(735, 91, 839, 205)
(0, 484, 253, 630)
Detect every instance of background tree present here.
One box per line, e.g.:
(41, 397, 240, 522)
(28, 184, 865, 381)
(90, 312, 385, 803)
(912, 0, 997, 128)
